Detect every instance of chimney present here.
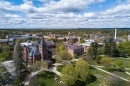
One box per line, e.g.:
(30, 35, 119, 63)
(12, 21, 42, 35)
(115, 28, 117, 40)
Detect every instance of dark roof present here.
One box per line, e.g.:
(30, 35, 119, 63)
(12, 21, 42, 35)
(40, 37, 46, 45)
(28, 46, 41, 57)
(65, 44, 83, 50)
(46, 41, 54, 46)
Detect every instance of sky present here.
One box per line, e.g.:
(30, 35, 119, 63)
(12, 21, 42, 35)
(0, 0, 130, 29)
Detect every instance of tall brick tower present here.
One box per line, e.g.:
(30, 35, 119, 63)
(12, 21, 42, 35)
(39, 37, 47, 60)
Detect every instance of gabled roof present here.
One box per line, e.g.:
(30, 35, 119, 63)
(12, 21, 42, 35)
(65, 44, 83, 50)
(29, 46, 41, 57)
(46, 41, 54, 46)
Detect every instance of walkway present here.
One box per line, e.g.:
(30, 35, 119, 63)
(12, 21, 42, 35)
(24, 58, 130, 85)
(23, 65, 61, 86)
(91, 65, 130, 82)
(70, 59, 130, 82)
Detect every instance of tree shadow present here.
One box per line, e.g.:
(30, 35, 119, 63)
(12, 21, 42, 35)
(86, 74, 97, 84)
(74, 80, 86, 86)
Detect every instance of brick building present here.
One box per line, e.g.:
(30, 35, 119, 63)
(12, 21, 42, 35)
(14, 37, 55, 65)
(65, 44, 84, 56)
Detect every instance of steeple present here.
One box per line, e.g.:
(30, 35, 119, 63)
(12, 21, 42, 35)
(39, 37, 47, 60)
(40, 37, 46, 45)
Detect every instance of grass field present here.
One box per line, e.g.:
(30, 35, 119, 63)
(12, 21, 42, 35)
(87, 67, 109, 86)
(29, 71, 67, 86)
(112, 58, 130, 68)
(57, 65, 64, 72)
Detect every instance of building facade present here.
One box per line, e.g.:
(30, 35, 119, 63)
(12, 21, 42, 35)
(65, 44, 84, 56)
(18, 37, 55, 65)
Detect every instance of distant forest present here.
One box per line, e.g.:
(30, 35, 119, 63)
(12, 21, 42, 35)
(0, 28, 130, 39)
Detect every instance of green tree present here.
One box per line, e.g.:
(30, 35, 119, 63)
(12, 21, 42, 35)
(13, 77, 23, 86)
(68, 39, 74, 44)
(104, 38, 119, 57)
(75, 60, 89, 81)
(31, 61, 47, 72)
(118, 42, 127, 57)
(87, 42, 98, 60)
(29, 76, 46, 86)
(121, 35, 128, 40)
(97, 48, 103, 55)
(100, 56, 113, 68)
(13, 43, 26, 75)
(118, 41, 130, 57)
(61, 64, 76, 86)
(74, 54, 81, 59)
(113, 59, 124, 70)
(55, 55, 63, 62)
(103, 43, 111, 56)
(80, 39, 85, 43)
(59, 51, 72, 60)
(59, 45, 65, 51)
(95, 55, 102, 64)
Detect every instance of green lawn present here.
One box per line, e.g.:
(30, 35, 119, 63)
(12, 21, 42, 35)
(84, 58, 99, 65)
(112, 71, 130, 80)
(29, 71, 67, 86)
(57, 66, 64, 72)
(126, 70, 130, 73)
(99, 67, 130, 81)
(0, 66, 7, 74)
(112, 58, 130, 68)
(87, 67, 109, 86)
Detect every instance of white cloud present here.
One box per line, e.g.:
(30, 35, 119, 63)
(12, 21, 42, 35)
(101, 4, 130, 15)
(83, 12, 95, 17)
(0, 0, 130, 28)
(38, 0, 53, 2)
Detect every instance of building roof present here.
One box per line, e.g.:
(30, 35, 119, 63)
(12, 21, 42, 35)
(46, 41, 54, 46)
(65, 44, 83, 50)
(79, 42, 92, 47)
(0, 38, 14, 42)
(29, 46, 41, 57)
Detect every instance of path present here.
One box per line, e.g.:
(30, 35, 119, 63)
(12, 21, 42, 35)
(112, 57, 130, 59)
(92, 65, 130, 70)
(91, 65, 130, 82)
(23, 64, 61, 86)
(24, 58, 130, 85)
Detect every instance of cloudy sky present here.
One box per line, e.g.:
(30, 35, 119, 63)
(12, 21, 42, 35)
(0, 0, 130, 29)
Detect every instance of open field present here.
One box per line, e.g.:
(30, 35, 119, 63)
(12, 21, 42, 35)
(112, 58, 130, 68)
(29, 71, 67, 86)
